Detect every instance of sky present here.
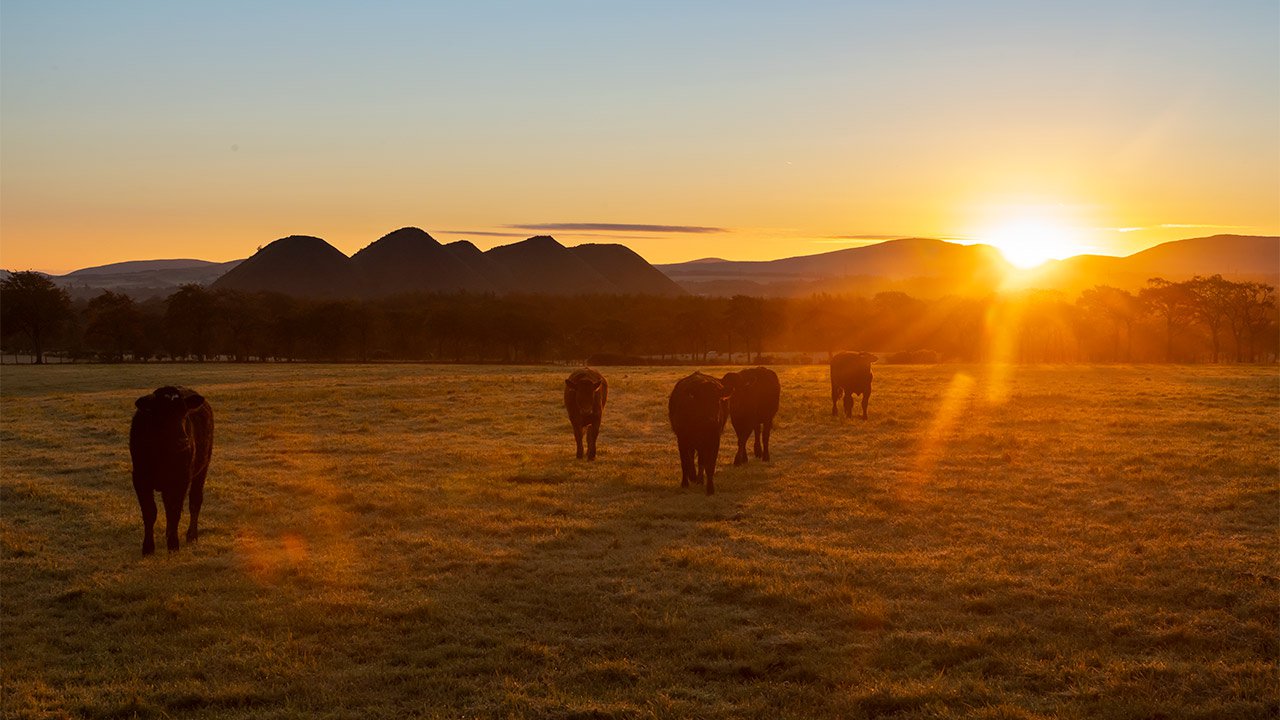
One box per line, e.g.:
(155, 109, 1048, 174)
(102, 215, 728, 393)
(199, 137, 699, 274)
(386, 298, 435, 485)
(2, 0, 1277, 273)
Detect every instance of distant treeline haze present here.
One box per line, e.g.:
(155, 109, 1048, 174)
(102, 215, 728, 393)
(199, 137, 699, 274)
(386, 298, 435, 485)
(1, 273, 1276, 364)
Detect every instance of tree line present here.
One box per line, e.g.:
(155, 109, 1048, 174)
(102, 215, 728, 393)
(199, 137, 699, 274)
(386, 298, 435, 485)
(1, 272, 1276, 364)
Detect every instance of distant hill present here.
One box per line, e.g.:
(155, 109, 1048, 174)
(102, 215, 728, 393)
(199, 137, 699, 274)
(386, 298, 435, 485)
(656, 234, 1279, 296)
(211, 235, 360, 298)
(568, 243, 685, 296)
(207, 231, 685, 298)
(54, 259, 243, 298)
(30, 232, 1277, 300)
(64, 258, 227, 277)
(444, 240, 517, 290)
(1024, 235, 1280, 293)
(657, 238, 1012, 297)
(482, 235, 616, 294)
(351, 227, 495, 295)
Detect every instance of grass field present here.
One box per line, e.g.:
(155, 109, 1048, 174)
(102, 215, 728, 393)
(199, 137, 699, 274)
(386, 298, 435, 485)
(2, 363, 1277, 719)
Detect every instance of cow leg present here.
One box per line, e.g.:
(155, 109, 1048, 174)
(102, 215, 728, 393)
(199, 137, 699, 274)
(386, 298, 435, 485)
(135, 485, 157, 555)
(187, 468, 207, 543)
(753, 425, 763, 458)
(734, 425, 749, 466)
(586, 421, 599, 461)
(761, 418, 772, 461)
(572, 423, 584, 459)
(677, 437, 694, 488)
(703, 440, 719, 495)
(843, 391, 854, 419)
(861, 391, 870, 420)
(831, 386, 840, 416)
(162, 490, 185, 552)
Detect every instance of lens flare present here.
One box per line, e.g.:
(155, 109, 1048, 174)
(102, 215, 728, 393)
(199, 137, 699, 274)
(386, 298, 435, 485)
(983, 219, 1084, 268)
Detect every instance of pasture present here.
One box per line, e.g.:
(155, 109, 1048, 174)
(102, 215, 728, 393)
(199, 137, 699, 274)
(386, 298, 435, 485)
(2, 363, 1277, 719)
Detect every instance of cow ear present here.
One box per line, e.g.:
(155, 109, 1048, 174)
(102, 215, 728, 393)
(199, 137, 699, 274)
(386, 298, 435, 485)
(184, 393, 205, 410)
(135, 395, 153, 410)
(593, 380, 603, 391)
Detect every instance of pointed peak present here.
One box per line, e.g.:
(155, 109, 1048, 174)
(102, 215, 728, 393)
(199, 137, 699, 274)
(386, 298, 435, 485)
(521, 235, 564, 248)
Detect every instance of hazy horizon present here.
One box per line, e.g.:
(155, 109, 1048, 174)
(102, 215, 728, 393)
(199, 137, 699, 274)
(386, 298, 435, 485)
(14, 229, 1280, 278)
(3, 1, 1278, 273)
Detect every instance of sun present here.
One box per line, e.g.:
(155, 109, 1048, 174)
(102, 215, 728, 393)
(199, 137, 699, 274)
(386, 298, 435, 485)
(981, 218, 1086, 269)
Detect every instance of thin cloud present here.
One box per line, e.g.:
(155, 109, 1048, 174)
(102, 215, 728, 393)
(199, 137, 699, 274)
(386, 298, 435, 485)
(817, 234, 975, 244)
(1112, 223, 1250, 233)
(506, 223, 729, 234)
(444, 229, 668, 242)
(441, 230, 529, 237)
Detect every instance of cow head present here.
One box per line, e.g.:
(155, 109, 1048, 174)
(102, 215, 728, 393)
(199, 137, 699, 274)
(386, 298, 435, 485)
(135, 386, 204, 446)
(716, 373, 739, 418)
(721, 371, 758, 393)
(565, 374, 604, 416)
(857, 352, 878, 364)
(682, 373, 734, 425)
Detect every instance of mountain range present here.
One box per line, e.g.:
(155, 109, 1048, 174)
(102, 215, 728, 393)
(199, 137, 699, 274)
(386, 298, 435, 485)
(656, 234, 1279, 297)
(210, 228, 685, 298)
(9, 232, 1276, 300)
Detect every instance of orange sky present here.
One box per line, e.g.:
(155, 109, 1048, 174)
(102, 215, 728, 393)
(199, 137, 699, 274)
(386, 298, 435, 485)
(2, 2, 1277, 274)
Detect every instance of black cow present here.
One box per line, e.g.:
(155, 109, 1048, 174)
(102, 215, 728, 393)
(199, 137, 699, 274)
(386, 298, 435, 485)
(720, 366, 780, 465)
(129, 386, 214, 554)
(564, 368, 608, 460)
(668, 372, 734, 495)
(831, 351, 877, 419)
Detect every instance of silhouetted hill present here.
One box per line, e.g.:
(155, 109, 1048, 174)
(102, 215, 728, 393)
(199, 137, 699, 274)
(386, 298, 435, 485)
(658, 238, 1011, 297)
(482, 236, 615, 294)
(444, 240, 517, 289)
(351, 227, 494, 295)
(211, 235, 359, 298)
(567, 244, 685, 296)
(1021, 234, 1279, 293)
(1129, 234, 1278, 275)
(54, 259, 243, 297)
(42, 232, 1275, 301)
(657, 235, 1279, 296)
(208, 232, 682, 297)
(64, 259, 226, 277)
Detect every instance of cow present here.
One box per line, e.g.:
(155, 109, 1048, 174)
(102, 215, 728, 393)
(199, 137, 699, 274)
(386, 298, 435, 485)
(564, 368, 607, 460)
(668, 372, 734, 495)
(129, 386, 214, 554)
(831, 351, 877, 419)
(720, 366, 780, 465)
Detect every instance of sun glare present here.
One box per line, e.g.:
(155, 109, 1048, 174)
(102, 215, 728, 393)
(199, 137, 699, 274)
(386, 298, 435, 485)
(982, 219, 1085, 269)
(977, 217, 1090, 267)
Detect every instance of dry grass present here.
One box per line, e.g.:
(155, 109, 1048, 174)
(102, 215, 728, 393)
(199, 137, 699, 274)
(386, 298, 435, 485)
(2, 363, 1277, 719)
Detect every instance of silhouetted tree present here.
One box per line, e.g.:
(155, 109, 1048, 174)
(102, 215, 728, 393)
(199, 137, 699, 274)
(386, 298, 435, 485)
(82, 291, 145, 361)
(1140, 278, 1195, 362)
(1078, 286, 1141, 361)
(0, 271, 72, 363)
(1186, 275, 1234, 363)
(165, 285, 218, 360)
(1226, 281, 1276, 362)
